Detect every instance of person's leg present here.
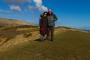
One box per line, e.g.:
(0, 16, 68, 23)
(40, 31, 44, 40)
(43, 34, 47, 40)
(46, 28, 50, 40)
(44, 28, 48, 40)
(47, 27, 53, 41)
(47, 27, 52, 41)
(51, 27, 54, 41)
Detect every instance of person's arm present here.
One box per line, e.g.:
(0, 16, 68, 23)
(53, 14, 58, 21)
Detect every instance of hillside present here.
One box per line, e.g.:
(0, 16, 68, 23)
(0, 27, 90, 60)
(0, 18, 29, 27)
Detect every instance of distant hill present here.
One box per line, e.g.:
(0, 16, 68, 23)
(84, 30, 90, 32)
(79, 26, 90, 32)
(0, 18, 30, 27)
(84, 27, 90, 32)
(56, 26, 90, 32)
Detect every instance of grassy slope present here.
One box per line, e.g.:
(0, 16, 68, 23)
(0, 18, 28, 27)
(0, 29, 90, 60)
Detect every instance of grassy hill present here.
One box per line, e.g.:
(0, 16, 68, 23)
(0, 18, 29, 27)
(0, 18, 38, 31)
(0, 18, 39, 51)
(0, 27, 90, 60)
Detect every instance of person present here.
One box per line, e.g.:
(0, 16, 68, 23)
(47, 9, 58, 41)
(39, 12, 48, 40)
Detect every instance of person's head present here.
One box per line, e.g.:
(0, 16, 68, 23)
(43, 12, 47, 17)
(48, 9, 53, 15)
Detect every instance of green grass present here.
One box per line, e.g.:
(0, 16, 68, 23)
(0, 30, 90, 60)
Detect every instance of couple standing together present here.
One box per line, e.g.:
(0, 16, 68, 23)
(39, 9, 58, 41)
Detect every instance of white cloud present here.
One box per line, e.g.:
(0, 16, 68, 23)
(33, 0, 42, 4)
(33, 0, 48, 11)
(36, 5, 48, 12)
(10, 5, 21, 11)
(6, 0, 48, 12)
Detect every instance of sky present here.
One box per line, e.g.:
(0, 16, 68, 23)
(0, 0, 90, 28)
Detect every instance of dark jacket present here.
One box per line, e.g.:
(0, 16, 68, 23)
(39, 15, 48, 35)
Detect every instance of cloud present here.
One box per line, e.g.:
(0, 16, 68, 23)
(5, 0, 48, 12)
(38, 5, 48, 12)
(33, 0, 42, 4)
(33, 0, 48, 11)
(10, 5, 21, 11)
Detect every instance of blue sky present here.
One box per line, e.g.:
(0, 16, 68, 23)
(0, 0, 90, 28)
